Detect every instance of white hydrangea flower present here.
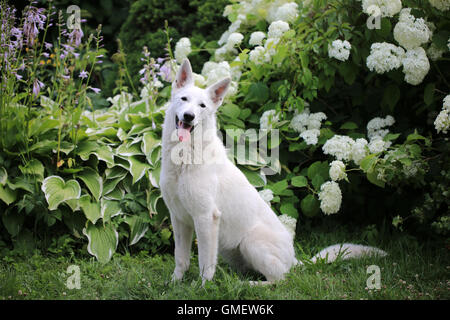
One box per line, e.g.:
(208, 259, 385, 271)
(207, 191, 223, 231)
(300, 129, 321, 145)
(393, 8, 431, 50)
(267, 20, 290, 39)
(328, 40, 351, 62)
(434, 95, 450, 134)
(428, 0, 450, 11)
(249, 46, 267, 65)
(290, 108, 327, 145)
(361, 0, 402, 17)
(366, 42, 405, 74)
(274, 2, 299, 23)
(427, 43, 445, 61)
(368, 137, 391, 153)
(434, 109, 450, 134)
(318, 181, 342, 215)
(329, 161, 347, 182)
(444, 95, 450, 110)
(402, 47, 430, 85)
(322, 135, 355, 161)
(174, 37, 191, 64)
(278, 214, 297, 238)
(259, 188, 274, 203)
(351, 138, 369, 165)
(201, 61, 231, 86)
(260, 110, 279, 130)
(249, 31, 266, 46)
(226, 32, 244, 50)
(367, 115, 395, 140)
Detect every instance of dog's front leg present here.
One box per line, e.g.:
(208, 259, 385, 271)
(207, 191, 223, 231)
(171, 216, 194, 282)
(194, 208, 221, 285)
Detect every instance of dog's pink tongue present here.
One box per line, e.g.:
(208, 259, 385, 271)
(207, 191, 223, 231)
(177, 127, 191, 142)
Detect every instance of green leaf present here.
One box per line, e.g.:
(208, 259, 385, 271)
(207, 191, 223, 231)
(221, 103, 241, 119)
(291, 176, 308, 188)
(269, 179, 288, 195)
(41, 176, 81, 210)
(141, 132, 160, 158)
(2, 211, 24, 236)
(406, 132, 426, 142)
(127, 156, 150, 184)
(307, 161, 329, 180)
(367, 170, 385, 188)
(244, 82, 269, 104)
(101, 199, 123, 222)
(301, 194, 320, 218)
(83, 222, 118, 263)
(77, 168, 103, 202)
(359, 154, 378, 172)
(79, 195, 101, 224)
(280, 203, 299, 219)
(126, 215, 149, 246)
(19, 159, 45, 181)
(240, 167, 266, 187)
(340, 122, 358, 130)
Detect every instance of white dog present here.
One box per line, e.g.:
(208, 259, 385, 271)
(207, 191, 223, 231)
(160, 59, 386, 285)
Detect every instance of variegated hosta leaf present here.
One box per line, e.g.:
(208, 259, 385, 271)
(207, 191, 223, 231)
(148, 165, 161, 188)
(128, 156, 150, 184)
(101, 199, 123, 222)
(0, 167, 7, 186)
(82, 222, 118, 263)
(41, 176, 81, 210)
(77, 167, 103, 202)
(77, 141, 115, 168)
(142, 132, 161, 164)
(102, 176, 124, 196)
(126, 215, 149, 246)
(116, 142, 142, 157)
(105, 166, 128, 180)
(79, 195, 101, 224)
(19, 159, 45, 182)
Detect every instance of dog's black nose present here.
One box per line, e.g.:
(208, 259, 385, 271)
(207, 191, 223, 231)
(183, 112, 195, 123)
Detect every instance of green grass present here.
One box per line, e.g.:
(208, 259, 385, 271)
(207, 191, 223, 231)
(0, 226, 449, 300)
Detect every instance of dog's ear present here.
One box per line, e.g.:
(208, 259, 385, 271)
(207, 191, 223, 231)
(173, 59, 193, 91)
(207, 77, 231, 108)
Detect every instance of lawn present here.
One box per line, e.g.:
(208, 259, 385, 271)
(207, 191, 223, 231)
(1, 224, 448, 300)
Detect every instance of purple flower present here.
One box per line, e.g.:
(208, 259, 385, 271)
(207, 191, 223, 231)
(68, 28, 83, 47)
(89, 87, 101, 94)
(158, 63, 172, 82)
(79, 70, 88, 79)
(44, 42, 53, 50)
(23, 6, 46, 47)
(32, 78, 45, 97)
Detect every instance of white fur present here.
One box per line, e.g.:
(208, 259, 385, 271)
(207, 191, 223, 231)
(160, 59, 386, 285)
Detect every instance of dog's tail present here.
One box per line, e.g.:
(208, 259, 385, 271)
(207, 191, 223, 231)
(297, 243, 387, 265)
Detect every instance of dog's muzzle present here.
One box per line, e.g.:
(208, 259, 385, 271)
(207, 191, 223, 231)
(175, 115, 194, 142)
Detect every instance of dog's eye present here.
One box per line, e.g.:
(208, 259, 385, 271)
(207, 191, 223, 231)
(181, 96, 188, 101)
(200, 103, 206, 108)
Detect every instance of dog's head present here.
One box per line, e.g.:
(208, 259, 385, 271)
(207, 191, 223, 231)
(169, 59, 231, 142)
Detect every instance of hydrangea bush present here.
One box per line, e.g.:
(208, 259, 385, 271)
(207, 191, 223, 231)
(1, 0, 449, 261)
(171, 0, 449, 237)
